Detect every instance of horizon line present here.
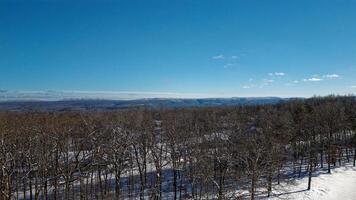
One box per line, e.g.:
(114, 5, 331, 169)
(0, 89, 352, 102)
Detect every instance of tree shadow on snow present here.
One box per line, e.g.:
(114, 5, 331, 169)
(269, 189, 308, 199)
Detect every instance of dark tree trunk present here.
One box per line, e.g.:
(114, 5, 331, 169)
(353, 149, 356, 167)
(307, 160, 312, 190)
(267, 172, 272, 197)
(250, 171, 256, 200)
(173, 169, 177, 200)
(114, 170, 121, 200)
(320, 149, 324, 168)
(218, 169, 225, 200)
(328, 132, 332, 174)
(29, 169, 33, 200)
(299, 157, 304, 177)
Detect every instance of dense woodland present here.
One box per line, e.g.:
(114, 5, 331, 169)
(1, 96, 356, 200)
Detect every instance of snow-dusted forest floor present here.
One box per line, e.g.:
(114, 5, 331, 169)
(268, 164, 356, 200)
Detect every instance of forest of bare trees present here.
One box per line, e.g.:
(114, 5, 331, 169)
(0, 96, 356, 200)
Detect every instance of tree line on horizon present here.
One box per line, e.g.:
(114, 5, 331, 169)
(1, 95, 356, 200)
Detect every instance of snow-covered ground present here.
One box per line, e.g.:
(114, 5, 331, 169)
(269, 164, 356, 200)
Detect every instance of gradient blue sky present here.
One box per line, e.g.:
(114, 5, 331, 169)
(1, 0, 356, 98)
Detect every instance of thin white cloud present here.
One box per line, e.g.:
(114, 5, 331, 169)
(323, 74, 340, 79)
(259, 79, 274, 88)
(268, 72, 285, 76)
(286, 80, 299, 86)
(223, 63, 233, 69)
(259, 83, 269, 88)
(213, 54, 241, 60)
(303, 77, 322, 82)
(301, 74, 339, 82)
(264, 79, 274, 83)
(351, 85, 356, 89)
(275, 72, 285, 76)
(212, 55, 225, 59)
(242, 84, 256, 89)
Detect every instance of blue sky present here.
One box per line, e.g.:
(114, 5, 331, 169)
(1, 0, 356, 99)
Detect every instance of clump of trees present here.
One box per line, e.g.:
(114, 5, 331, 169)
(0, 95, 355, 200)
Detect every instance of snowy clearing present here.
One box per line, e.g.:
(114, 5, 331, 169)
(269, 164, 356, 200)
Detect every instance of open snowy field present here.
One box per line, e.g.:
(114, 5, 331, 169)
(269, 164, 356, 200)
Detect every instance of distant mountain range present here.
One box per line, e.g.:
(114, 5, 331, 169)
(0, 97, 294, 111)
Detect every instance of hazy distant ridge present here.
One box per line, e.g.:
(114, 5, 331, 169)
(0, 97, 288, 111)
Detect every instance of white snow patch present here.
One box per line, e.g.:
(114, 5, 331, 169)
(269, 165, 356, 200)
